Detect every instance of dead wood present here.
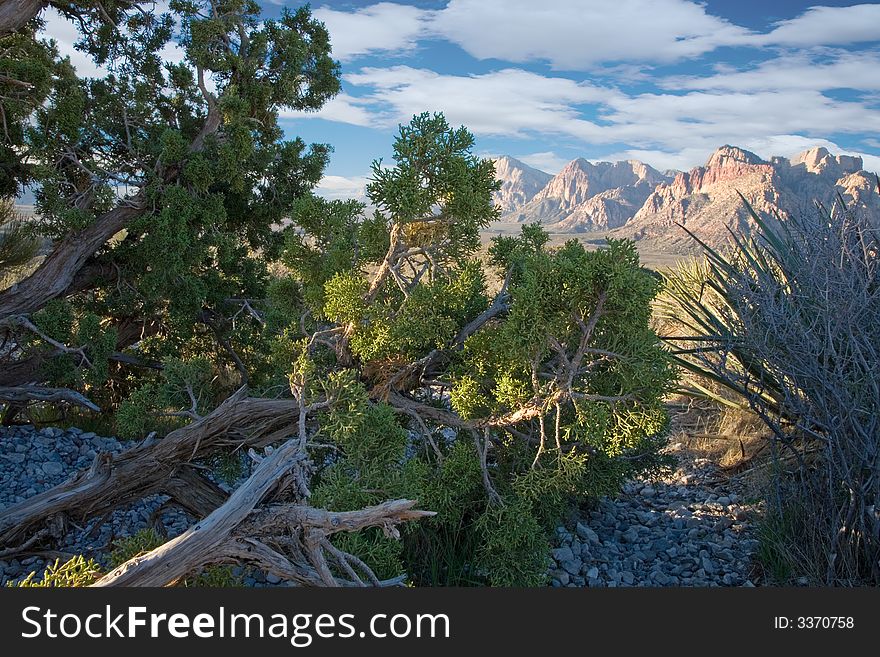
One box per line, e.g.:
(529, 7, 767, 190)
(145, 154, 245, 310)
(93, 435, 433, 587)
(0, 385, 100, 412)
(0, 387, 299, 552)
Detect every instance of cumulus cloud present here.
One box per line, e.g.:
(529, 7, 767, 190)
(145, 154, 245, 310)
(757, 4, 880, 47)
(334, 66, 615, 140)
(664, 50, 880, 92)
(313, 2, 432, 62)
(314, 175, 370, 202)
(296, 64, 880, 159)
(512, 152, 571, 174)
(310, 1, 880, 70)
(428, 0, 752, 70)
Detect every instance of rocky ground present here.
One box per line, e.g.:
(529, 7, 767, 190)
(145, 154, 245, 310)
(0, 424, 272, 586)
(548, 439, 762, 587)
(1, 425, 762, 587)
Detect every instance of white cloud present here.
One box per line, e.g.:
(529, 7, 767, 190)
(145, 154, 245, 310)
(757, 4, 880, 47)
(313, 2, 432, 62)
(335, 66, 615, 140)
(299, 64, 880, 162)
(513, 151, 570, 174)
(428, 0, 752, 70)
(280, 92, 379, 126)
(664, 50, 880, 92)
(315, 174, 370, 202)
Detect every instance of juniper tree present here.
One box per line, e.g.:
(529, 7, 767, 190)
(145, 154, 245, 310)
(0, 1, 339, 405)
(269, 112, 677, 585)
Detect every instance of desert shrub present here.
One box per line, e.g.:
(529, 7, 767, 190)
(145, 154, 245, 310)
(109, 527, 166, 567)
(660, 194, 880, 585)
(7, 555, 102, 587)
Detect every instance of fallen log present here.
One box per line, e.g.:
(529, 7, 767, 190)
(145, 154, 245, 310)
(94, 435, 433, 586)
(0, 387, 299, 551)
(0, 385, 101, 412)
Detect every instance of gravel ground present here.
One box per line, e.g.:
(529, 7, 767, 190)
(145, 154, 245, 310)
(0, 425, 274, 586)
(548, 440, 761, 587)
(1, 426, 761, 587)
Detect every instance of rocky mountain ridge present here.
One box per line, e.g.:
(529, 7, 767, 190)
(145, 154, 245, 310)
(494, 145, 879, 250)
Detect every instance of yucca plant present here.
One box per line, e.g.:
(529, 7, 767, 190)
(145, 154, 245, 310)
(659, 187, 880, 585)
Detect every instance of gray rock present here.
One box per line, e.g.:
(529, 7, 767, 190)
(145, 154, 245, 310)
(551, 570, 570, 586)
(575, 522, 599, 544)
(551, 546, 574, 563)
(266, 573, 282, 585)
(41, 461, 65, 477)
(586, 566, 599, 579)
(561, 559, 582, 576)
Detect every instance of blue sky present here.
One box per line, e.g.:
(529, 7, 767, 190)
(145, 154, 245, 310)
(45, 1, 880, 200)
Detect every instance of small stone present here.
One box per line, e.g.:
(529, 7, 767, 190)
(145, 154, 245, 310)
(41, 461, 65, 477)
(552, 570, 570, 586)
(561, 559, 582, 576)
(576, 522, 600, 545)
(716, 496, 731, 506)
(653, 571, 671, 585)
(266, 573, 282, 585)
(551, 547, 574, 563)
(586, 566, 599, 579)
(641, 486, 656, 497)
(622, 527, 640, 543)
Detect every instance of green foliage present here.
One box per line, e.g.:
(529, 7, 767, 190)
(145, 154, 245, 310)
(109, 528, 166, 567)
(183, 565, 244, 588)
(116, 357, 213, 439)
(2, 0, 341, 427)
(8, 555, 102, 588)
(280, 117, 675, 586)
(473, 499, 550, 587)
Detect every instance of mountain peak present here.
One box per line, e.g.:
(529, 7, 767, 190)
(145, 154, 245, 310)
(492, 156, 553, 215)
(705, 145, 766, 169)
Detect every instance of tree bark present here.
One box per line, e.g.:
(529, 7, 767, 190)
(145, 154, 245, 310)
(0, 0, 45, 36)
(0, 199, 144, 319)
(0, 385, 99, 411)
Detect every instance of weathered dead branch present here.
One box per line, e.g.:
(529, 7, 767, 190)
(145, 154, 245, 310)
(0, 387, 300, 551)
(93, 436, 433, 587)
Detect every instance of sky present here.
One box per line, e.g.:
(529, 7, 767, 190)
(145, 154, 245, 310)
(44, 1, 880, 201)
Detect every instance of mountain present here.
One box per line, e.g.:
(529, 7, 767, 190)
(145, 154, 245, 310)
(507, 158, 669, 230)
(613, 145, 880, 250)
(490, 145, 879, 251)
(492, 156, 553, 216)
